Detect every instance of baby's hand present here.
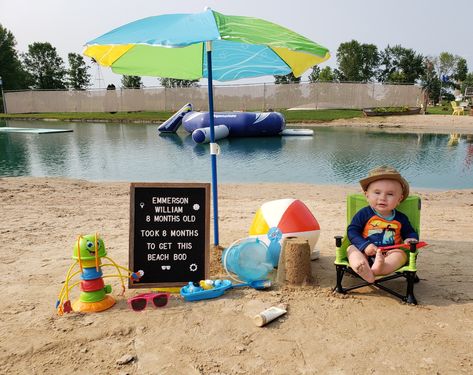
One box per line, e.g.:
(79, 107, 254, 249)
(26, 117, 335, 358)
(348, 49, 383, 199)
(364, 244, 378, 256)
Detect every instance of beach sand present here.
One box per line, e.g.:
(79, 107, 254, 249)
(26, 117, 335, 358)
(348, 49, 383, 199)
(1, 114, 473, 374)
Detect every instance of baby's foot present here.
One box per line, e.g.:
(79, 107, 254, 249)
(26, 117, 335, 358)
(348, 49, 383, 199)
(354, 262, 375, 283)
(371, 249, 385, 275)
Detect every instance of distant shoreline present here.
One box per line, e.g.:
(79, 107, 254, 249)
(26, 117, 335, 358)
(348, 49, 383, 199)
(2, 113, 473, 134)
(292, 114, 473, 134)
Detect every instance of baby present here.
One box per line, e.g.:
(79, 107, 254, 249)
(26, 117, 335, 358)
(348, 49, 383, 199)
(347, 166, 419, 283)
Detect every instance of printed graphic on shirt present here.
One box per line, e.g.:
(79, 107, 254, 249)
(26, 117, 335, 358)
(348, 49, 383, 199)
(362, 216, 402, 246)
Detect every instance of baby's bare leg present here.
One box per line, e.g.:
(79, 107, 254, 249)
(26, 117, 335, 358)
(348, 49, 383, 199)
(371, 249, 385, 274)
(372, 249, 407, 276)
(347, 245, 375, 283)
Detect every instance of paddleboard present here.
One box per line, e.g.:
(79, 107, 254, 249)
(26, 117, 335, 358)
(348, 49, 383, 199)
(280, 128, 314, 136)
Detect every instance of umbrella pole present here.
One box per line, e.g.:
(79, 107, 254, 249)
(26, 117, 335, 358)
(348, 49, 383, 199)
(206, 41, 219, 246)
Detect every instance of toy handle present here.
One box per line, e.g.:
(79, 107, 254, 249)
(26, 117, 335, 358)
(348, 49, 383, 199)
(231, 282, 249, 288)
(231, 279, 271, 289)
(379, 241, 428, 252)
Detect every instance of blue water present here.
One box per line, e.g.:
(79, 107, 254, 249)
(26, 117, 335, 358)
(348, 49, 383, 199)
(1, 120, 472, 189)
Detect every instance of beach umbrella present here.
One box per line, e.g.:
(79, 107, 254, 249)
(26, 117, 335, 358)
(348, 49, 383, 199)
(83, 8, 330, 246)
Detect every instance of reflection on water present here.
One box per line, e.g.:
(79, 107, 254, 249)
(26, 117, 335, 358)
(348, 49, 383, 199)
(1, 120, 472, 189)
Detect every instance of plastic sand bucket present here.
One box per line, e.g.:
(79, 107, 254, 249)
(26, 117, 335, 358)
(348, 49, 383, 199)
(222, 238, 273, 282)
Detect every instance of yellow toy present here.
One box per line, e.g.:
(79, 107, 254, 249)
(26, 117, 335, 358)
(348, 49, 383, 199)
(199, 279, 215, 290)
(56, 233, 143, 315)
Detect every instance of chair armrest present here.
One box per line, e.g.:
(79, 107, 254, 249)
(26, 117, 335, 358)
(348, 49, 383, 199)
(334, 235, 349, 265)
(399, 241, 419, 272)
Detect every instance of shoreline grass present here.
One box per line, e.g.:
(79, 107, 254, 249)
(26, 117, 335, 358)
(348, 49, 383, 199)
(0, 107, 454, 124)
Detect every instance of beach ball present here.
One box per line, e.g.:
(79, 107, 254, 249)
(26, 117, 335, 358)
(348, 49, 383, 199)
(249, 199, 321, 265)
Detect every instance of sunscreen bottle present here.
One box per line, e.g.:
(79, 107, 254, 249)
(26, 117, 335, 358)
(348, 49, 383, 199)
(253, 304, 287, 327)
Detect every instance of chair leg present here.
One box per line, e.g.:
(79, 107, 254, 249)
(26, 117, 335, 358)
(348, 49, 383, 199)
(404, 271, 417, 305)
(335, 265, 420, 304)
(335, 265, 347, 294)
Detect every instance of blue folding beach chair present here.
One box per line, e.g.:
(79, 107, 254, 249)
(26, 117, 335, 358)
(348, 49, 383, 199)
(333, 193, 422, 304)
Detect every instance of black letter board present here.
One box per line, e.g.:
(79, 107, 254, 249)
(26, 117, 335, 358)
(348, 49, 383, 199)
(129, 183, 210, 288)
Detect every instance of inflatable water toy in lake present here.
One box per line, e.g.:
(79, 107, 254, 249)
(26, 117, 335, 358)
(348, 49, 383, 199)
(158, 103, 194, 133)
(55, 233, 143, 315)
(158, 103, 313, 143)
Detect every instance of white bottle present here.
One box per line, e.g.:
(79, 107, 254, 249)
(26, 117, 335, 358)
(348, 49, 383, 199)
(253, 304, 287, 327)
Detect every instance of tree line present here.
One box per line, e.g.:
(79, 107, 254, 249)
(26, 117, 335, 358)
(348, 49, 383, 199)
(1, 23, 473, 110)
(278, 40, 472, 105)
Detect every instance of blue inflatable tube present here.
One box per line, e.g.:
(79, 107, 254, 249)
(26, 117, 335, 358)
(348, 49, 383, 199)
(192, 125, 230, 144)
(182, 111, 285, 137)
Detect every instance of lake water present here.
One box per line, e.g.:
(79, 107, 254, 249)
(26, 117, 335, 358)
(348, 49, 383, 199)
(1, 120, 472, 189)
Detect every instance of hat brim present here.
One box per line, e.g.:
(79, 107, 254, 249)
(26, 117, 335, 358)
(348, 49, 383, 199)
(359, 173, 409, 201)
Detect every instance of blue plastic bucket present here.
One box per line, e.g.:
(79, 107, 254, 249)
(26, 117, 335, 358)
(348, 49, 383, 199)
(222, 238, 273, 282)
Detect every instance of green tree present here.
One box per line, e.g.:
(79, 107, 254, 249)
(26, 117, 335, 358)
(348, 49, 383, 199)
(420, 58, 440, 105)
(159, 78, 198, 88)
(460, 72, 473, 96)
(122, 75, 142, 88)
(22, 42, 67, 89)
(432, 52, 467, 84)
(67, 53, 91, 90)
(359, 44, 379, 82)
(0, 24, 30, 90)
(454, 57, 468, 83)
(336, 40, 361, 81)
(274, 72, 301, 84)
(308, 66, 335, 82)
(336, 40, 379, 82)
(430, 52, 469, 97)
(378, 45, 424, 83)
(319, 66, 335, 81)
(308, 66, 320, 83)
(436, 52, 456, 79)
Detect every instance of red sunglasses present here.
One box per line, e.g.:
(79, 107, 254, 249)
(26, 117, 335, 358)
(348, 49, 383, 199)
(127, 292, 170, 311)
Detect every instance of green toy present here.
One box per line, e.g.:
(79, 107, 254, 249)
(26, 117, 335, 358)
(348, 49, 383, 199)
(56, 233, 143, 315)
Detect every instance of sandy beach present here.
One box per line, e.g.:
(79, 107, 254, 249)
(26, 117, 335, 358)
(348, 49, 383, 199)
(307, 113, 473, 134)
(1, 114, 473, 374)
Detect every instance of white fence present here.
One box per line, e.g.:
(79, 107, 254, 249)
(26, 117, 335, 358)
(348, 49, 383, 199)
(4, 82, 422, 114)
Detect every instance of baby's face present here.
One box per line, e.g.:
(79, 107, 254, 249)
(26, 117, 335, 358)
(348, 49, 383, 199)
(365, 179, 403, 216)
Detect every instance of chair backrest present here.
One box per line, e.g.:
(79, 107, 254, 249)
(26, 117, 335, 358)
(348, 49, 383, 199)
(451, 101, 458, 109)
(346, 193, 421, 238)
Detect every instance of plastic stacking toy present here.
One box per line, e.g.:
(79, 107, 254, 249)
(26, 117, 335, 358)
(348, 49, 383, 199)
(249, 198, 321, 264)
(56, 233, 143, 315)
(222, 237, 273, 282)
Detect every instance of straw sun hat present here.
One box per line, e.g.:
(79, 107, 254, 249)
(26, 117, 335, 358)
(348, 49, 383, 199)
(359, 165, 409, 201)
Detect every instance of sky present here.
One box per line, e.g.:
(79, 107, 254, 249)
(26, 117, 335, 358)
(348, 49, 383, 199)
(1, 0, 472, 88)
